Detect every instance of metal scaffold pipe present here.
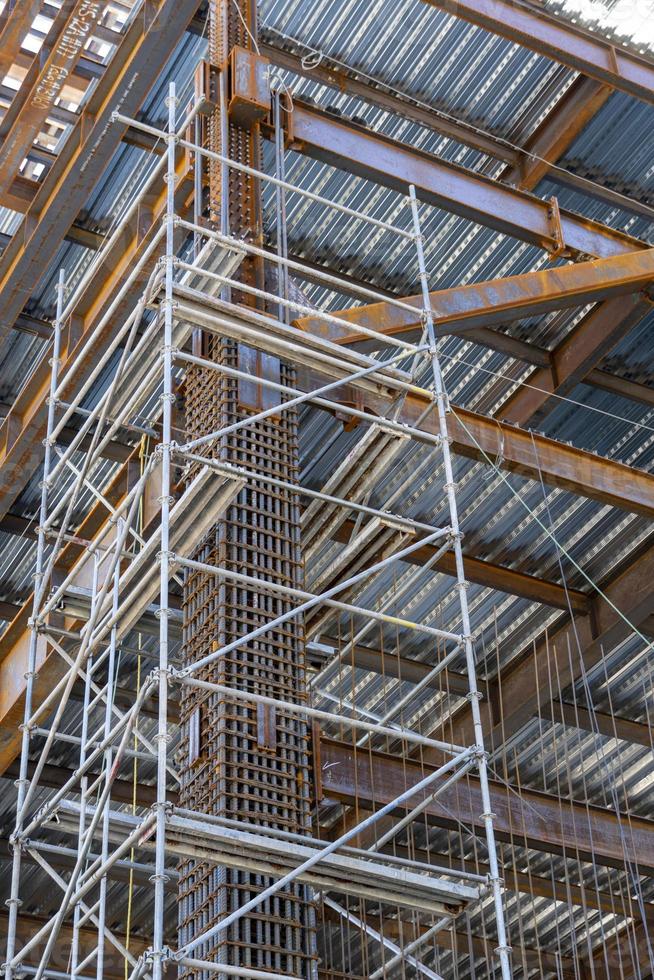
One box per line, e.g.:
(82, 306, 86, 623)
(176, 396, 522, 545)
(174, 747, 473, 961)
(3, 269, 66, 980)
(174, 352, 441, 445)
(150, 78, 177, 980)
(407, 183, 512, 979)
(174, 675, 467, 755)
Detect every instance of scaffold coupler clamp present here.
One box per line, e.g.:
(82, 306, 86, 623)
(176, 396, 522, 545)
(1, 960, 26, 977)
(5, 831, 24, 856)
(149, 797, 173, 819)
(149, 799, 173, 822)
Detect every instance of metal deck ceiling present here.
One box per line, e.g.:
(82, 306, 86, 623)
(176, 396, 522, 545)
(263, 6, 654, 971)
(545, 0, 654, 56)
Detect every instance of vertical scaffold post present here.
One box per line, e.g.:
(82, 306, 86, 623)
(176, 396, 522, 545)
(407, 184, 513, 980)
(2, 268, 65, 980)
(96, 543, 121, 980)
(70, 555, 99, 980)
(151, 78, 177, 980)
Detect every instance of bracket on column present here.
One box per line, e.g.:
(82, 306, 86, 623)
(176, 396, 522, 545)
(227, 47, 271, 127)
(546, 196, 569, 260)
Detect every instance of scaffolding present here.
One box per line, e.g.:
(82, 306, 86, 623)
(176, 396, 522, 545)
(2, 78, 513, 980)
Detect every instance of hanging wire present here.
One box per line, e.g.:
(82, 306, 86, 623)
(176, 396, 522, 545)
(446, 405, 654, 653)
(437, 346, 654, 436)
(231, 0, 260, 53)
(262, 25, 654, 222)
(528, 428, 654, 971)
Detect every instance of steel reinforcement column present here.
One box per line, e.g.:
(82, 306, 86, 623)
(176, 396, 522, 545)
(177, 2, 317, 977)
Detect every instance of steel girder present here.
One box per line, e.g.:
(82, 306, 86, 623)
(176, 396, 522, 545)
(295, 246, 654, 426)
(499, 75, 612, 191)
(295, 247, 654, 345)
(281, 101, 654, 422)
(0, 1, 42, 85)
(314, 639, 653, 749)
(260, 41, 518, 163)
(0, 0, 202, 349)
(292, 262, 654, 408)
(445, 535, 654, 749)
(295, 366, 654, 518)
(0, 0, 104, 202)
(319, 737, 654, 873)
(282, 101, 654, 430)
(331, 518, 589, 612)
(499, 294, 653, 424)
(283, 102, 645, 259)
(541, 701, 653, 749)
(264, 40, 645, 219)
(422, 0, 654, 105)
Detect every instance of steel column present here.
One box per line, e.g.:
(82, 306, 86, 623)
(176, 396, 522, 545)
(177, 3, 317, 977)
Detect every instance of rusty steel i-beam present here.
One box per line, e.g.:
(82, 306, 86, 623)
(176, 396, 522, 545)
(423, 0, 654, 105)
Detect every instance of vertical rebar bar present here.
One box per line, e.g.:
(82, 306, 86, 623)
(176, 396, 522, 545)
(273, 85, 289, 326)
